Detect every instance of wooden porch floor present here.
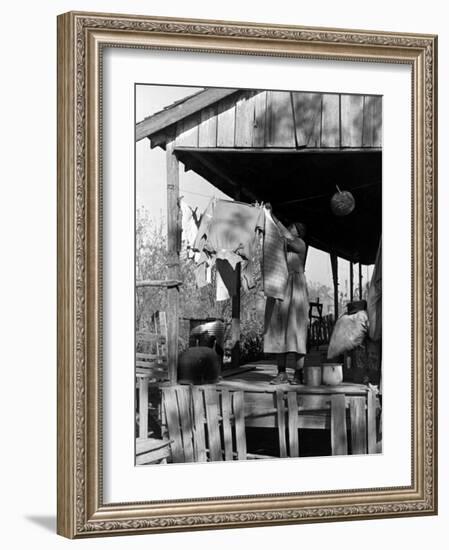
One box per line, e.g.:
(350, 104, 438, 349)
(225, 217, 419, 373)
(219, 360, 371, 396)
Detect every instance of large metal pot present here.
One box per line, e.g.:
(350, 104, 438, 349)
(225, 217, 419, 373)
(177, 346, 221, 385)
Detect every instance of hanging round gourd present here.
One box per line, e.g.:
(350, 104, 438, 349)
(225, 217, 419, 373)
(330, 185, 355, 216)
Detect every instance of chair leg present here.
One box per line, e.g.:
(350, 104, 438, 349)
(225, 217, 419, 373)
(275, 390, 288, 458)
(287, 392, 299, 457)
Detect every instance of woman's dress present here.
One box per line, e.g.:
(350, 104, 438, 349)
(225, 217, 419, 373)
(263, 237, 309, 354)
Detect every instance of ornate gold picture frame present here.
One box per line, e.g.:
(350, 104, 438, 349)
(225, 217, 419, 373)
(57, 11, 437, 538)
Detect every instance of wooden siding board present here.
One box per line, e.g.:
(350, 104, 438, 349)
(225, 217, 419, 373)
(217, 96, 236, 147)
(341, 94, 364, 147)
(372, 96, 382, 147)
(362, 95, 382, 147)
(266, 91, 296, 147)
(175, 113, 200, 147)
(235, 92, 256, 147)
(198, 104, 218, 147)
(321, 94, 340, 147)
(292, 92, 322, 147)
(253, 91, 267, 147)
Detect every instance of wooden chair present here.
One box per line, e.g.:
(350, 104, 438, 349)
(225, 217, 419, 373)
(161, 386, 248, 463)
(275, 389, 378, 457)
(136, 310, 168, 381)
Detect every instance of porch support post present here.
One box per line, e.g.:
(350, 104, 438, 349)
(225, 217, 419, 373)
(231, 187, 242, 369)
(330, 252, 339, 319)
(231, 264, 241, 368)
(166, 139, 180, 384)
(359, 263, 363, 300)
(349, 261, 354, 302)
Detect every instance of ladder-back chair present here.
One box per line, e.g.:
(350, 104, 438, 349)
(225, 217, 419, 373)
(136, 310, 168, 381)
(162, 386, 248, 463)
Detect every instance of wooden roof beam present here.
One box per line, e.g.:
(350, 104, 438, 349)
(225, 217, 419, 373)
(173, 146, 382, 154)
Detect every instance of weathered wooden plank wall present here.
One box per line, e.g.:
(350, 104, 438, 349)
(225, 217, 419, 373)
(216, 95, 235, 147)
(198, 104, 217, 147)
(173, 90, 382, 150)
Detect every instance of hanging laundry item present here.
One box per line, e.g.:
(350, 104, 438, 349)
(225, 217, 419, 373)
(216, 258, 238, 299)
(216, 256, 257, 300)
(194, 263, 210, 288)
(193, 198, 216, 258)
(194, 199, 264, 268)
(367, 238, 382, 341)
(216, 268, 230, 301)
(180, 198, 200, 260)
(241, 257, 257, 292)
(262, 208, 291, 300)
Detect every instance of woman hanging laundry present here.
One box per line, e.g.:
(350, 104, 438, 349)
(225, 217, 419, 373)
(263, 211, 309, 385)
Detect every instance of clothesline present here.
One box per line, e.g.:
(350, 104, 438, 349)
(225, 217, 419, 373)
(180, 187, 218, 199)
(277, 182, 378, 206)
(181, 181, 377, 206)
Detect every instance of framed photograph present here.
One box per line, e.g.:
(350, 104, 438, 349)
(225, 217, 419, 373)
(57, 11, 437, 538)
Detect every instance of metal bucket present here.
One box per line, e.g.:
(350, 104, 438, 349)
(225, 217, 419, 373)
(322, 363, 343, 385)
(304, 365, 322, 387)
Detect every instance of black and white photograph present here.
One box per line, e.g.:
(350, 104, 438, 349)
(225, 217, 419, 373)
(2, 0, 442, 545)
(134, 85, 382, 465)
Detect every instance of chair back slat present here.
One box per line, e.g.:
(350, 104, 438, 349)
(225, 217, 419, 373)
(204, 388, 223, 461)
(233, 391, 247, 460)
(163, 388, 184, 462)
(136, 332, 163, 344)
(191, 387, 207, 462)
(367, 389, 377, 453)
(330, 394, 348, 455)
(221, 389, 234, 460)
(349, 397, 367, 454)
(138, 377, 149, 439)
(287, 392, 299, 457)
(176, 387, 195, 462)
(136, 352, 159, 361)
